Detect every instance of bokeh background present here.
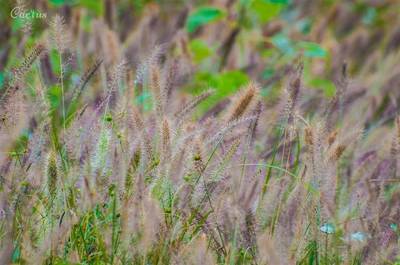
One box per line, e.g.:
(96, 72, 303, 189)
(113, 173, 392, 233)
(1, 0, 399, 115)
(2, 0, 400, 264)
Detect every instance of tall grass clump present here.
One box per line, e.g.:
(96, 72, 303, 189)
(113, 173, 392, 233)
(1, 1, 400, 264)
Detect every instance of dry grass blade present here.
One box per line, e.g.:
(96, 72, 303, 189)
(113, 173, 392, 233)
(71, 58, 103, 101)
(174, 89, 214, 120)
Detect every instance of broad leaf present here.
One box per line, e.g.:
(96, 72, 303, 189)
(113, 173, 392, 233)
(251, 0, 288, 23)
(308, 78, 336, 97)
(0, 72, 4, 89)
(298, 41, 327, 58)
(186, 7, 225, 33)
(49, 0, 76, 6)
(189, 39, 213, 63)
(271, 33, 295, 56)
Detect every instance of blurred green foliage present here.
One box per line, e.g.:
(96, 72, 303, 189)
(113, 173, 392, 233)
(297, 41, 327, 58)
(189, 70, 249, 114)
(0, 72, 4, 89)
(308, 78, 336, 97)
(49, 0, 104, 15)
(250, 0, 287, 24)
(186, 6, 225, 33)
(189, 39, 213, 63)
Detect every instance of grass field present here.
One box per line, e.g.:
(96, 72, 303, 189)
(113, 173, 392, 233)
(1, 0, 400, 264)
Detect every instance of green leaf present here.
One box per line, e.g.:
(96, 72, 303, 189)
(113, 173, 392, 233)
(298, 41, 327, 58)
(320, 223, 335, 234)
(186, 6, 225, 33)
(262, 68, 275, 80)
(190, 70, 249, 114)
(80, 14, 93, 32)
(250, 0, 286, 23)
(296, 18, 312, 34)
(261, 49, 275, 58)
(362, 7, 376, 25)
(269, 0, 289, 3)
(215, 71, 249, 94)
(49, 49, 61, 76)
(49, 0, 66, 5)
(11, 17, 28, 32)
(135, 91, 153, 111)
(189, 39, 213, 63)
(10, 131, 29, 159)
(308, 78, 336, 97)
(49, 0, 76, 6)
(47, 84, 62, 109)
(271, 33, 295, 56)
(350, 231, 367, 242)
(0, 72, 4, 89)
(79, 0, 104, 16)
(11, 246, 21, 263)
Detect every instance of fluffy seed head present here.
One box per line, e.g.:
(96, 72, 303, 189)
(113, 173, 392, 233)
(193, 137, 206, 175)
(331, 145, 346, 161)
(328, 130, 338, 147)
(50, 15, 70, 53)
(46, 150, 58, 200)
(161, 117, 171, 160)
(149, 64, 163, 116)
(226, 82, 258, 122)
(174, 89, 214, 120)
(13, 43, 45, 82)
(305, 127, 314, 146)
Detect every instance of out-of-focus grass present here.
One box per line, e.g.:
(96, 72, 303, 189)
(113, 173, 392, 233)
(1, 0, 400, 264)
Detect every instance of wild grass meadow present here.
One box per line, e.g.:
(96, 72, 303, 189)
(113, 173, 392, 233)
(1, 0, 400, 264)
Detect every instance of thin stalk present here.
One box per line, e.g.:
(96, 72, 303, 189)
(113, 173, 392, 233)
(59, 53, 66, 132)
(110, 187, 118, 265)
(230, 164, 299, 179)
(324, 234, 328, 264)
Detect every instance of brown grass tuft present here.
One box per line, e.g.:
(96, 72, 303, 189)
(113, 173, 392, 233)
(225, 82, 259, 122)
